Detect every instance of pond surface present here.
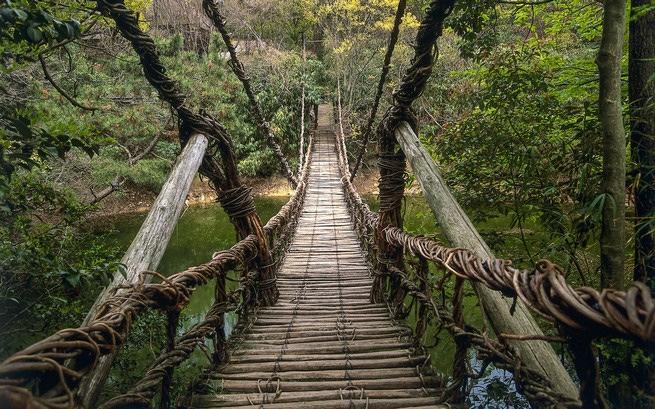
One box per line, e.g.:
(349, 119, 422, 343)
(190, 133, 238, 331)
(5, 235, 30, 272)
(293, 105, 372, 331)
(107, 196, 288, 332)
(104, 194, 542, 407)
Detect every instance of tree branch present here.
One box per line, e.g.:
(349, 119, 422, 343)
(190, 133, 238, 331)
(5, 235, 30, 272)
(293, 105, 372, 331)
(130, 133, 163, 165)
(202, 0, 298, 187)
(38, 53, 99, 111)
(88, 133, 164, 205)
(350, 0, 408, 181)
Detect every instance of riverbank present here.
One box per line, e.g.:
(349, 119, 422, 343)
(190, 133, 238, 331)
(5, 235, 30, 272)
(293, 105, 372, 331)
(93, 166, 388, 217)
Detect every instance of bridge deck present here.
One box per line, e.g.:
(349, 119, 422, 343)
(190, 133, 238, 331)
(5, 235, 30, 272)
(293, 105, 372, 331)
(188, 106, 445, 408)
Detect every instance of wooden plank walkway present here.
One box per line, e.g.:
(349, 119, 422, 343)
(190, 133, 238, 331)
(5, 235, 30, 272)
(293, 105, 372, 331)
(188, 106, 445, 408)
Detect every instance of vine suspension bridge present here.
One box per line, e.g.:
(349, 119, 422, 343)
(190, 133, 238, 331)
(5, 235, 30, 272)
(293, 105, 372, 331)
(0, 0, 654, 408)
(187, 106, 445, 409)
(0, 101, 652, 409)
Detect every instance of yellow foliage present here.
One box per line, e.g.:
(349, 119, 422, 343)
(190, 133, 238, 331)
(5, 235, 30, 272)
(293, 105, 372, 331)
(403, 13, 420, 30)
(125, 0, 152, 30)
(125, 0, 152, 13)
(335, 39, 353, 54)
(334, 0, 364, 13)
(321, 0, 418, 33)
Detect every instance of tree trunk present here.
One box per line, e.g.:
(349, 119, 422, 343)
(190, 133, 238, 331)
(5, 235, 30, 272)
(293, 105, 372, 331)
(395, 123, 580, 405)
(630, 0, 655, 291)
(76, 134, 208, 408)
(629, 0, 655, 404)
(597, 0, 627, 290)
(299, 32, 306, 173)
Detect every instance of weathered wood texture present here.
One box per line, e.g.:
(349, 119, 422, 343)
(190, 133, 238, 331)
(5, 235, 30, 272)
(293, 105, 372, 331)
(77, 134, 209, 407)
(188, 107, 446, 408)
(395, 122, 579, 402)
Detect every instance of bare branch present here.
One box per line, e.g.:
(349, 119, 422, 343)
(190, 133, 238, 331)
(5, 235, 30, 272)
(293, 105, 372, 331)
(88, 133, 164, 205)
(38, 53, 99, 111)
(202, 0, 298, 188)
(350, 0, 408, 181)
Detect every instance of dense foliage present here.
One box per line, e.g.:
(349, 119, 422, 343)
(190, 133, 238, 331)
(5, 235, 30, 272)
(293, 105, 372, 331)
(426, 5, 607, 282)
(0, 0, 653, 407)
(0, 0, 323, 359)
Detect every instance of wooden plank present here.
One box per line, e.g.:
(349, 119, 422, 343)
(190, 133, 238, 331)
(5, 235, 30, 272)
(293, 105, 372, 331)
(189, 107, 440, 408)
(192, 396, 446, 409)
(77, 134, 209, 407)
(187, 388, 441, 406)
(215, 376, 443, 393)
(221, 356, 427, 373)
(395, 121, 579, 401)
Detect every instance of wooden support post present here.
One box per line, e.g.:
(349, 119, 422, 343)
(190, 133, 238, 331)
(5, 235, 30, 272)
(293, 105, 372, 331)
(218, 189, 278, 306)
(394, 122, 579, 403)
(213, 274, 227, 365)
(160, 310, 179, 409)
(567, 331, 605, 409)
(414, 257, 429, 346)
(450, 277, 467, 403)
(77, 134, 209, 408)
(374, 119, 407, 310)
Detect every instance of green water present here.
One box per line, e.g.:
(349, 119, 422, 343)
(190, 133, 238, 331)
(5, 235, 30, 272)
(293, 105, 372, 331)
(104, 195, 549, 407)
(106, 197, 289, 328)
(105, 195, 453, 333)
(108, 196, 287, 274)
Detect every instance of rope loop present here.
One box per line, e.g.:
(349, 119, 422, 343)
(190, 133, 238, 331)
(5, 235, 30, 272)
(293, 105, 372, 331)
(218, 186, 256, 221)
(377, 153, 406, 214)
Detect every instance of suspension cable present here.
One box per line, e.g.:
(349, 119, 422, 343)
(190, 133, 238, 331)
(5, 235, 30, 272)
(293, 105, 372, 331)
(350, 0, 408, 181)
(202, 0, 298, 188)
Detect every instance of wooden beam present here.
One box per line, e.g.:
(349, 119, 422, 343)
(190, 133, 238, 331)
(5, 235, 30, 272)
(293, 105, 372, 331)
(76, 133, 209, 408)
(395, 122, 579, 403)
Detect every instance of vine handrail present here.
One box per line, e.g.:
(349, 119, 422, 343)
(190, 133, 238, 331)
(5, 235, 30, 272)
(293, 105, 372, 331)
(0, 129, 315, 409)
(332, 99, 654, 408)
(97, 131, 316, 409)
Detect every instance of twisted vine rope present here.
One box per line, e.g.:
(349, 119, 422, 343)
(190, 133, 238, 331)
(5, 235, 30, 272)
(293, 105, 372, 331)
(0, 237, 259, 409)
(202, 0, 298, 188)
(385, 227, 655, 343)
(264, 132, 314, 243)
(350, 0, 408, 181)
(381, 0, 456, 132)
(218, 186, 257, 221)
(97, 271, 260, 409)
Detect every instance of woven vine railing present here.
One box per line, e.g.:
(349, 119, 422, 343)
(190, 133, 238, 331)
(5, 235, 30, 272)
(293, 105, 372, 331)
(332, 100, 655, 408)
(0, 0, 653, 407)
(0, 132, 314, 409)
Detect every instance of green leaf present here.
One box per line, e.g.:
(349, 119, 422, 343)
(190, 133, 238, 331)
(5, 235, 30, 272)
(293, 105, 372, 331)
(36, 10, 53, 24)
(25, 25, 43, 44)
(13, 8, 28, 21)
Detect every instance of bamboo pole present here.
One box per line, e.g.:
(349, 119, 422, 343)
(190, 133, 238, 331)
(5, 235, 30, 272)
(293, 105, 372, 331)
(395, 122, 579, 404)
